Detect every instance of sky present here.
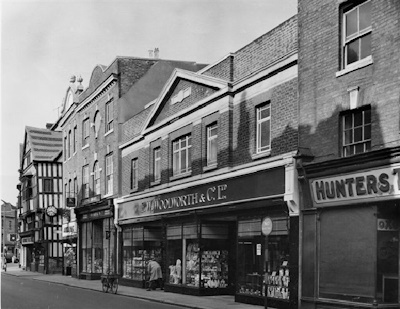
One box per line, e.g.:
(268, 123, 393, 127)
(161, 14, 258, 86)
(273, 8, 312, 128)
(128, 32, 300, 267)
(0, 0, 297, 205)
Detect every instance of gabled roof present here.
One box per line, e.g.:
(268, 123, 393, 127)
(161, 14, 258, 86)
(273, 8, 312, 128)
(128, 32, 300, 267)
(25, 126, 63, 162)
(142, 69, 228, 132)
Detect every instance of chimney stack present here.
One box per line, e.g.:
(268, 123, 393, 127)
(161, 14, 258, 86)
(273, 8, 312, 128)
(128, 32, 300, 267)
(148, 50, 154, 58)
(154, 48, 159, 59)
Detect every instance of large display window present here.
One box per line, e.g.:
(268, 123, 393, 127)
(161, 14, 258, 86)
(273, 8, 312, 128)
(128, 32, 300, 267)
(165, 222, 231, 294)
(121, 226, 162, 282)
(237, 217, 289, 301)
(80, 218, 115, 274)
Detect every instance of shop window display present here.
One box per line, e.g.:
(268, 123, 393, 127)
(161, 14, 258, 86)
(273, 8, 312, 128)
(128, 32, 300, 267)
(167, 238, 182, 284)
(186, 240, 200, 287)
(122, 226, 162, 282)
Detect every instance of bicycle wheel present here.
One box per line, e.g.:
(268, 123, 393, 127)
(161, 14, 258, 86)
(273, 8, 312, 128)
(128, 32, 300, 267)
(102, 279, 109, 293)
(110, 278, 118, 294)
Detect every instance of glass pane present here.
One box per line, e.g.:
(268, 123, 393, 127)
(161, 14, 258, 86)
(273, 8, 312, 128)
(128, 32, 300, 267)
(260, 106, 270, 119)
(355, 143, 364, 154)
(354, 111, 363, 127)
(209, 139, 217, 163)
(173, 152, 179, 174)
(344, 129, 353, 144)
(361, 34, 371, 59)
(347, 40, 359, 65)
(346, 9, 358, 37)
(354, 127, 363, 142)
(260, 120, 271, 148)
(344, 115, 353, 130)
(359, 1, 371, 31)
(365, 141, 371, 151)
(181, 138, 186, 148)
(181, 149, 187, 172)
(364, 124, 371, 140)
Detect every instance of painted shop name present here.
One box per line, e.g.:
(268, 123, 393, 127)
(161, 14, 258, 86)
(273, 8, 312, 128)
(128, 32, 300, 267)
(143, 184, 228, 213)
(311, 165, 400, 205)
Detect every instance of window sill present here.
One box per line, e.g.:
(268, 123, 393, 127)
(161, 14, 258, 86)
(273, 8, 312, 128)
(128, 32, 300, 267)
(82, 144, 89, 150)
(336, 56, 373, 77)
(251, 150, 271, 160)
(170, 171, 192, 182)
(104, 129, 114, 137)
(150, 180, 161, 187)
(103, 193, 113, 198)
(203, 163, 218, 172)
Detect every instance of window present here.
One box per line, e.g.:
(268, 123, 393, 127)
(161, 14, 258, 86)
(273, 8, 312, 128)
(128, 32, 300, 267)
(106, 153, 113, 195)
(342, 107, 371, 157)
(342, 1, 371, 68)
(206, 123, 218, 165)
(73, 126, 77, 153)
(8, 221, 12, 230)
(68, 130, 72, 158)
(154, 148, 161, 182)
(172, 135, 192, 176)
(106, 101, 113, 132)
(82, 165, 89, 198)
(93, 161, 100, 195)
(131, 158, 138, 190)
(74, 177, 78, 197)
(82, 118, 90, 146)
(43, 179, 53, 193)
(64, 136, 68, 160)
(256, 103, 271, 153)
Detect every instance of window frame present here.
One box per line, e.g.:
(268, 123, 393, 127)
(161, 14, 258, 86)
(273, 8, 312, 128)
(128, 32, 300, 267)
(43, 178, 53, 193)
(153, 148, 161, 182)
(105, 153, 113, 195)
(73, 126, 77, 154)
(93, 161, 100, 196)
(82, 164, 89, 199)
(256, 103, 271, 154)
(105, 100, 114, 133)
(172, 135, 192, 176)
(82, 118, 90, 146)
(341, 0, 372, 69)
(341, 107, 371, 157)
(206, 123, 218, 166)
(130, 158, 138, 190)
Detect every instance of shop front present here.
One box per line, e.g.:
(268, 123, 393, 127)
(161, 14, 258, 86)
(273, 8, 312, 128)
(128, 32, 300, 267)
(116, 165, 299, 308)
(301, 159, 400, 308)
(75, 199, 116, 280)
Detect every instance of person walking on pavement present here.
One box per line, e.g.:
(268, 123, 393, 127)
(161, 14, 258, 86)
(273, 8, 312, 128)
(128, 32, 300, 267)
(147, 256, 163, 291)
(2, 255, 7, 272)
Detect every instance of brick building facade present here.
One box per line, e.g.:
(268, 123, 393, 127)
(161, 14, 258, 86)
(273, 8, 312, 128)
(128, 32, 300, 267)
(298, 1, 400, 308)
(116, 16, 300, 308)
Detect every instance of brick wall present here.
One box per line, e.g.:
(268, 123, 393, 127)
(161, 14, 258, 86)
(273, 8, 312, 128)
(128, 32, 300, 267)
(201, 55, 233, 82)
(298, 0, 400, 162)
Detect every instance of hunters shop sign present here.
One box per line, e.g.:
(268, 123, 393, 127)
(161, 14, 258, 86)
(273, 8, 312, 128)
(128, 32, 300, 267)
(311, 164, 400, 206)
(118, 168, 284, 220)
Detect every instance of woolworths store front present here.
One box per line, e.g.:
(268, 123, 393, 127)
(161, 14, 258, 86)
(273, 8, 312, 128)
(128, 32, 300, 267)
(301, 156, 400, 309)
(114, 166, 300, 308)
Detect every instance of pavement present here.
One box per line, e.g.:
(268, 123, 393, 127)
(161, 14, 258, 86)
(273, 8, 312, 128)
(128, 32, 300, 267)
(2, 264, 267, 309)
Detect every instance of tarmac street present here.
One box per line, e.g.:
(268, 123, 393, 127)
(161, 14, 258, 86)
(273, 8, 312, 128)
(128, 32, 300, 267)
(1, 264, 265, 309)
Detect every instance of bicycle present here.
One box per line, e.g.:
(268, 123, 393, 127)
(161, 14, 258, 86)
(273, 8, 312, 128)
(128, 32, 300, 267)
(101, 271, 119, 294)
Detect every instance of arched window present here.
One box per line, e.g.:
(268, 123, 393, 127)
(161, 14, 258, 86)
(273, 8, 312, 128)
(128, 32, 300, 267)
(93, 161, 100, 195)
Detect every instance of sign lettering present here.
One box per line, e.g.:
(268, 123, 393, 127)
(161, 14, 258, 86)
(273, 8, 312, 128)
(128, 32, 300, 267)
(311, 164, 400, 206)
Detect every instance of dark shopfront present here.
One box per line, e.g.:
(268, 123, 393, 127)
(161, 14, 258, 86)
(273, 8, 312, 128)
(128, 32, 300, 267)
(116, 167, 299, 309)
(75, 199, 117, 280)
(301, 160, 400, 309)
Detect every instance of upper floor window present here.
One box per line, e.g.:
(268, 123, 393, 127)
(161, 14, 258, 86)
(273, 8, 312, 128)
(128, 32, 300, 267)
(64, 136, 68, 160)
(82, 118, 90, 146)
(106, 153, 113, 195)
(256, 103, 271, 154)
(82, 165, 89, 198)
(93, 161, 100, 195)
(106, 101, 113, 132)
(342, 107, 371, 157)
(173, 135, 191, 176)
(73, 126, 77, 153)
(131, 158, 138, 190)
(68, 130, 72, 158)
(207, 123, 218, 166)
(154, 148, 161, 182)
(342, 1, 371, 69)
(43, 178, 53, 193)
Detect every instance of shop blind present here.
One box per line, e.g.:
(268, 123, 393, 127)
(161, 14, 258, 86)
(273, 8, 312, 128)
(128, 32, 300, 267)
(270, 217, 288, 236)
(183, 224, 197, 239)
(167, 225, 182, 239)
(201, 224, 228, 239)
(144, 228, 162, 241)
(132, 227, 143, 241)
(319, 206, 376, 299)
(238, 219, 261, 237)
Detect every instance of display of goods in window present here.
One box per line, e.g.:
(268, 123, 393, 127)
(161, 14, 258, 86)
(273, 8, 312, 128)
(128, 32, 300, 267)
(266, 263, 290, 300)
(201, 250, 229, 288)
